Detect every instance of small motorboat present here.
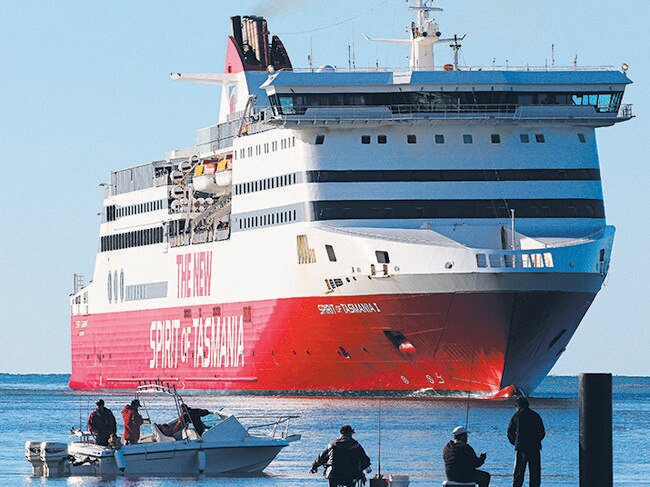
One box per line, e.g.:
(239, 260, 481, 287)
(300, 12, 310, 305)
(26, 381, 300, 477)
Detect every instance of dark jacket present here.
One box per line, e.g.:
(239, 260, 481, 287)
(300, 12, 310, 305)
(183, 407, 211, 436)
(508, 406, 545, 451)
(442, 440, 485, 482)
(312, 435, 371, 480)
(122, 405, 144, 443)
(88, 407, 117, 444)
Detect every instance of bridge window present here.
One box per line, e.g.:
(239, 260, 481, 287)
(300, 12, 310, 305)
(315, 135, 325, 145)
(520, 134, 530, 143)
(361, 135, 371, 144)
(578, 133, 587, 143)
(378, 135, 387, 144)
(325, 245, 337, 262)
(463, 134, 473, 144)
(535, 134, 545, 143)
(407, 134, 417, 144)
(375, 251, 390, 264)
(491, 134, 501, 144)
(435, 134, 445, 144)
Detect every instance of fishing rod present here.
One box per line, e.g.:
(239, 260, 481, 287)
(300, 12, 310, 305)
(465, 349, 476, 430)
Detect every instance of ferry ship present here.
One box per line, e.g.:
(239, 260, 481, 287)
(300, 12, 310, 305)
(69, 1, 633, 396)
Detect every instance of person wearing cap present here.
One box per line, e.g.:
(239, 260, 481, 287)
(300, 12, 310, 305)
(87, 399, 117, 447)
(122, 399, 145, 445)
(507, 396, 545, 487)
(310, 425, 371, 487)
(442, 426, 490, 487)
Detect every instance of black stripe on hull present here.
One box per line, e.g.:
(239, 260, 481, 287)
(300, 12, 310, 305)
(311, 199, 605, 220)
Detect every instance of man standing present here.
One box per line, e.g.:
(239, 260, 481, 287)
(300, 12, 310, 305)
(310, 425, 371, 487)
(87, 399, 117, 446)
(122, 399, 144, 444)
(507, 396, 545, 487)
(442, 426, 491, 487)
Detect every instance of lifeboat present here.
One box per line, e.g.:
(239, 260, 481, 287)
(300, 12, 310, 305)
(192, 156, 232, 195)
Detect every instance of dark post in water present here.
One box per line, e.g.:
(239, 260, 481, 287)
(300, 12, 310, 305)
(579, 373, 613, 487)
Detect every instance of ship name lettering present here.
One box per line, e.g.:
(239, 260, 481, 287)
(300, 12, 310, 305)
(176, 251, 212, 299)
(317, 302, 382, 315)
(193, 316, 245, 368)
(149, 319, 181, 369)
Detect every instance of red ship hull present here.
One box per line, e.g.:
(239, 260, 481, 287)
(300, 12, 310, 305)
(70, 290, 595, 396)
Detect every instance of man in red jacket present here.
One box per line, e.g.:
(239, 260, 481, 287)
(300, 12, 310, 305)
(122, 399, 144, 445)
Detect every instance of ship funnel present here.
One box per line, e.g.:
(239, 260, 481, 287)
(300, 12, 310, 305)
(228, 15, 292, 71)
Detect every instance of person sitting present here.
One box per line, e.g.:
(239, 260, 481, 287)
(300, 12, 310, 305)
(160, 404, 212, 439)
(122, 399, 144, 445)
(180, 404, 211, 436)
(442, 426, 490, 487)
(87, 399, 117, 447)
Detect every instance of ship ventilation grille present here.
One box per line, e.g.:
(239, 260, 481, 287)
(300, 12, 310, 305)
(297, 235, 317, 264)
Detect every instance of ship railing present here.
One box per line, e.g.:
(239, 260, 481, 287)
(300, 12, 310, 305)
(262, 103, 627, 123)
(618, 103, 634, 119)
(282, 64, 619, 73)
(241, 415, 300, 440)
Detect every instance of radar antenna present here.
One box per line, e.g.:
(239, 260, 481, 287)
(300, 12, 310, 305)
(363, 0, 466, 71)
(450, 34, 462, 70)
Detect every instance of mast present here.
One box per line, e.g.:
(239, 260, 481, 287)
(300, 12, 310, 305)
(363, 0, 466, 71)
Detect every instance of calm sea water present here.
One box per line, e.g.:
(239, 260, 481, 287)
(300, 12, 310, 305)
(1, 375, 648, 486)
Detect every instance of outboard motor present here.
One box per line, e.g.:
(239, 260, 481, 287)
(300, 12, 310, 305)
(39, 442, 70, 477)
(24, 441, 44, 476)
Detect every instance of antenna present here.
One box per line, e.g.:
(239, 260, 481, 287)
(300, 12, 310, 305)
(552, 44, 556, 66)
(451, 34, 462, 70)
(348, 44, 352, 70)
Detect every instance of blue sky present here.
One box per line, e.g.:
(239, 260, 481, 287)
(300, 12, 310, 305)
(0, 0, 648, 376)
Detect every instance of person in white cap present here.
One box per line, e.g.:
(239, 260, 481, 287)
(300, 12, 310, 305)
(442, 426, 490, 487)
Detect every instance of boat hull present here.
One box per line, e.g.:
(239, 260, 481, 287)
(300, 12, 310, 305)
(70, 288, 595, 396)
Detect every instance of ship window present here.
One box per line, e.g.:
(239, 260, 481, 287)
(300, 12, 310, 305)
(520, 134, 530, 143)
(578, 133, 587, 143)
(476, 254, 488, 268)
(315, 135, 325, 145)
(535, 134, 545, 143)
(435, 134, 445, 144)
(378, 135, 387, 144)
(375, 251, 390, 264)
(361, 135, 371, 144)
(407, 134, 417, 144)
(325, 245, 337, 262)
(463, 134, 473, 144)
(491, 134, 501, 144)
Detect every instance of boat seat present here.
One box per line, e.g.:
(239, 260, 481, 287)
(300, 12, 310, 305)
(152, 424, 175, 442)
(182, 426, 200, 441)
